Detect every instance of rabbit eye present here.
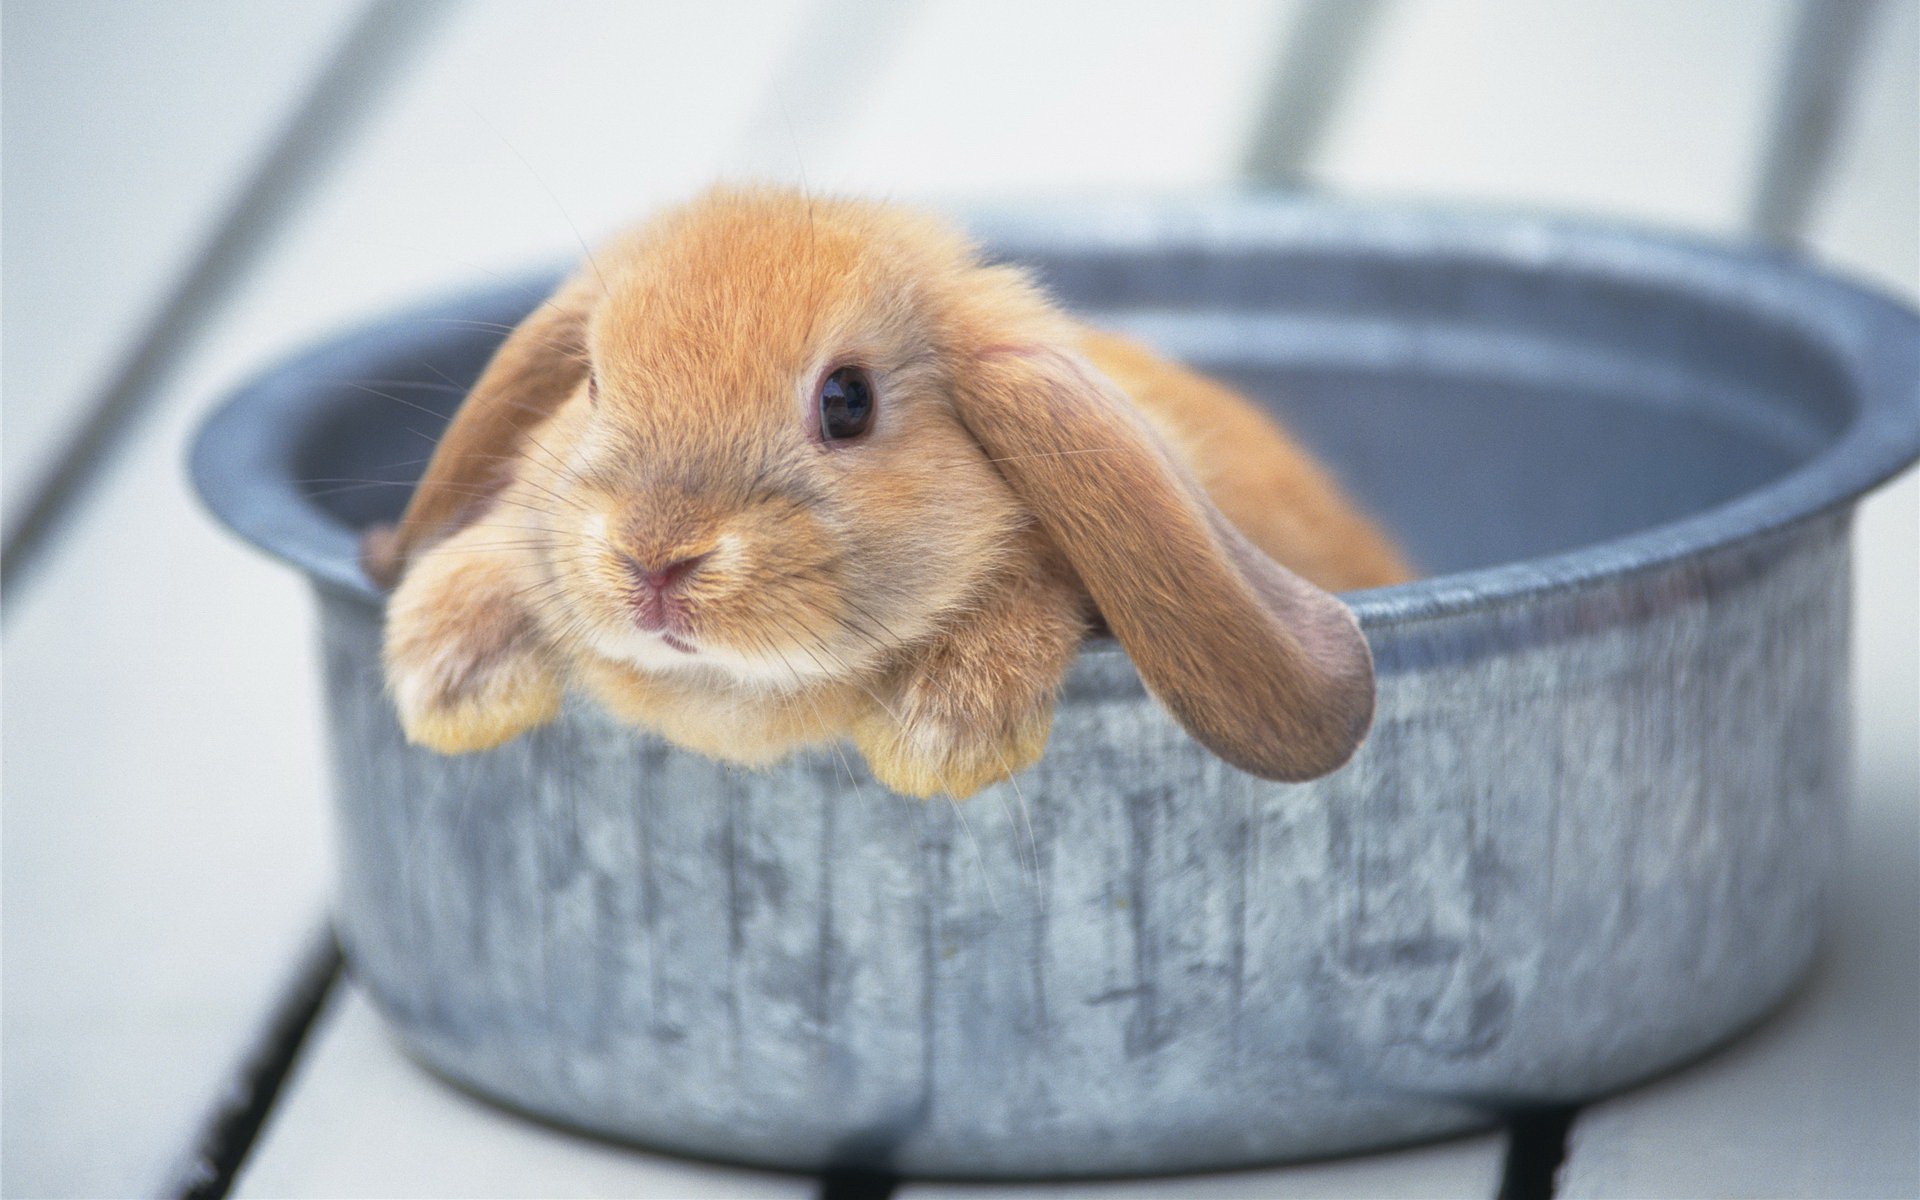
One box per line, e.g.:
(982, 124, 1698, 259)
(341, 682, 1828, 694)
(819, 366, 874, 441)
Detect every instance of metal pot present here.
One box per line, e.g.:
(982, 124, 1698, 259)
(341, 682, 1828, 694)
(190, 198, 1920, 1177)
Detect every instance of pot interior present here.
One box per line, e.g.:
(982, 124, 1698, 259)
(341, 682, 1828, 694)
(294, 237, 1854, 581)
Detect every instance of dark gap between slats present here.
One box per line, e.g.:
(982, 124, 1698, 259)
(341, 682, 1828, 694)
(818, 1166, 900, 1200)
(1239, 0, 1387, 186)
(171, 927, 344, 1200)
(1749, 0, 1885, 244)
(1497, 1104, 1577, 1200)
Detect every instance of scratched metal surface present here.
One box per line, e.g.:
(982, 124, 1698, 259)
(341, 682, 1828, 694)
(191, 198, 1920, 1176)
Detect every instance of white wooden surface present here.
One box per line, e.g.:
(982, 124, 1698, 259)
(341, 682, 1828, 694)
(0, 0, 366, 516)
(804, 0, 1294, 197)
(0, 236, 339, 1197)
(0, 8, 369, 1195)
(1314, 0, 1798, 234)
(1, 1, 1914, 1197)
(234, 987, 815, 1200)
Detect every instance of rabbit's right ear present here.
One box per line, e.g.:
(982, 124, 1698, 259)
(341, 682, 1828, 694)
(361, 270, 602, 589)
(954, 345, 1377, 782)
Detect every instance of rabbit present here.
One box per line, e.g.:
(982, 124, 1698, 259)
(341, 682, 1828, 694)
(365, 186, 1412, 798)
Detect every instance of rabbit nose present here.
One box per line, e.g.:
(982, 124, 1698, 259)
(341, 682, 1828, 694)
(627, 551, 710, 594)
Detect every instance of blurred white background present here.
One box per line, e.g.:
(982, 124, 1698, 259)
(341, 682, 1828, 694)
(3, 2, 1915, 1197)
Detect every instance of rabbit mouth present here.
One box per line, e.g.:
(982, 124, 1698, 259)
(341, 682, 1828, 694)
(586, 615, 856, 692)
(629, 593, 692, 636)
(625, 602, 700, 656)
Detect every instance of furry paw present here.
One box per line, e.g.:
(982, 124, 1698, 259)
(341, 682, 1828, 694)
(855, 674, 1054, 799)
(384, 560, 562, 754)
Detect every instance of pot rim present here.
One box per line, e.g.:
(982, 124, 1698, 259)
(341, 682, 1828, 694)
(188, 195, 1920, 633)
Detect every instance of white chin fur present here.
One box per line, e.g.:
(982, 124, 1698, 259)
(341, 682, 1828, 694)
(588, 625, 848, 691)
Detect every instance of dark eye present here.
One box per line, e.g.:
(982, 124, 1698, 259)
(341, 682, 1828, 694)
(586, 371, 599, 403)
(818, 366, 874, 441)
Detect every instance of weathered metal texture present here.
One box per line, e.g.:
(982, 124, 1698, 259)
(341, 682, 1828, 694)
(190, 198, 1920, 1176)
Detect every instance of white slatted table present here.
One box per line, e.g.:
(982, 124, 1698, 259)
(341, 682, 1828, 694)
(3, 2, 1913, 1197)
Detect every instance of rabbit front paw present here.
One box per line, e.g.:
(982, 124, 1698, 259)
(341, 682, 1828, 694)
(384, 559, 562, 754)
(856, 675, 1054, 800)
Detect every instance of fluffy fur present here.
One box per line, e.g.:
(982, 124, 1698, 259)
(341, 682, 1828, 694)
(368, 187, 1411, 797)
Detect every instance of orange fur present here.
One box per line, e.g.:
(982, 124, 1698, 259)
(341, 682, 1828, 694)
(374, 186, 1410, 795)
(1073, 330, 1412, 591)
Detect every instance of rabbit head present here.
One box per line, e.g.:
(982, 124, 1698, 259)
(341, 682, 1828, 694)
(373, 186, 1375, 787)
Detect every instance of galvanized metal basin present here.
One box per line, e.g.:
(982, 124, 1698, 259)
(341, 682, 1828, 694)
(190, 198, 1920, 1177)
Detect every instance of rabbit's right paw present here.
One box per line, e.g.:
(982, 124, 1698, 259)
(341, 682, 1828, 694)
(384, 558, 562, 754)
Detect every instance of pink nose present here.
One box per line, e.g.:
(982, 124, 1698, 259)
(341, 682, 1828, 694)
(628, 551, 710, 594)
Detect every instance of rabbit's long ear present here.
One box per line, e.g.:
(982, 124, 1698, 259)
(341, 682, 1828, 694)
(362, 271, 601, 588)
(955, 346, 1376, 781)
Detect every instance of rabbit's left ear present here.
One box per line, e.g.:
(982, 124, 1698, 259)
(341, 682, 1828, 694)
(362, 270, 602, 588)
(953, 345, 1376, 781)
